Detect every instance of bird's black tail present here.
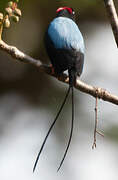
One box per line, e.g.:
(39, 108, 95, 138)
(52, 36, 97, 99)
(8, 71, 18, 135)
(57, 85, 74, 171)
(57, 69, 75, 171)
(33, 85, 71, 172)
(33, 69, 75, 172)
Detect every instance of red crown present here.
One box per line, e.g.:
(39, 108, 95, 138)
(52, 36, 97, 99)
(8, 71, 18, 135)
(56, 7, 73, 14)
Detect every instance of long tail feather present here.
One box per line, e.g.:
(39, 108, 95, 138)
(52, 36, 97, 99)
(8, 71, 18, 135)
(57, 86, 74, 171)
(33, 86, 71, 172)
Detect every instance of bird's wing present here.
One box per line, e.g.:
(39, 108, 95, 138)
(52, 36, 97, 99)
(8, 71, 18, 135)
(47, 17, 85, 54)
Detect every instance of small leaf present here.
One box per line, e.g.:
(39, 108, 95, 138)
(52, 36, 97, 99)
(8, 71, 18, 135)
(15, 0, 19, 3)
(8, 1, 13, 7)
(14, 8, 21, 17)
(5, 7, 13, 14)
(4, 18, 10, 28)
(11, 15, 19, 22)
(0, 13, 3, 21)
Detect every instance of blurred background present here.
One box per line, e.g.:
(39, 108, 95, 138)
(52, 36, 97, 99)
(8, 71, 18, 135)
(0, 0, 118, 180)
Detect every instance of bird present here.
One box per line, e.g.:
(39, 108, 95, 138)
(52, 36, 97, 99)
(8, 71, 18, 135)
(33, 7, 85, 172)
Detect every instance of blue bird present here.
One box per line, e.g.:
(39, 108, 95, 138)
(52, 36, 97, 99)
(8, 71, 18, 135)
(33, 7, 85, 172)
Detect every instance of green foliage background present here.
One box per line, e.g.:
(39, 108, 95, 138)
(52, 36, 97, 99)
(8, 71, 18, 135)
(0, 0, 104, 18)
(0, 0, 8, 12)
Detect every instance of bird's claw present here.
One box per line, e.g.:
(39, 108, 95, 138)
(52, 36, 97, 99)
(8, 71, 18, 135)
(50, 64, 55, 75)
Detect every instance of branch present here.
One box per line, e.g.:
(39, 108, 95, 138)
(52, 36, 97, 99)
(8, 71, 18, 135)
(1, 39, 118, 106)
(104, 0, 118, 47)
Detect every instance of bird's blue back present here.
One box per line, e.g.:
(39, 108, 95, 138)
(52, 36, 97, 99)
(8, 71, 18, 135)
(47, 17, 85, 54)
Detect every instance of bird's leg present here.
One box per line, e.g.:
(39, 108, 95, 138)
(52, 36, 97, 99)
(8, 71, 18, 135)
(49, 65, 69, 83)
(50, 64, 55, 75)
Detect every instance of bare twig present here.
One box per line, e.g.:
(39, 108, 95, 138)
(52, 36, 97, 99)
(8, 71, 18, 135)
(92, 95, 104, 149)
(92, 96, 98, 149)
(0, 24, 3, 40)
(1, 39, 118, 107)
(92, 96, 104, 149)
(96, 130, 104, 137)
(104, 0, 118, 47)
(0, 40, 42, 66)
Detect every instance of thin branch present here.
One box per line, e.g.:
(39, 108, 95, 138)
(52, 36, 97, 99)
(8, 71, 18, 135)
(92, 96, 98, 149)
(1, 39, 118, 106)
(0, 24, 3, 40)
(75, 79, 118, 105)
(0, 40, 42, 66)
(92, 96, 104, 149)
(104, 0, 118, 47)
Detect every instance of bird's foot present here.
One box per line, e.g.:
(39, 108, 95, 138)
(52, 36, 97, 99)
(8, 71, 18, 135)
(50, 64, 55, 75)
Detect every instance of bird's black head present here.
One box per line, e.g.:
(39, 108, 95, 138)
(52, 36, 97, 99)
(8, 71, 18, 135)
(56, 7, 75, 20)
